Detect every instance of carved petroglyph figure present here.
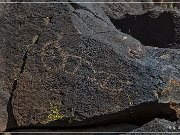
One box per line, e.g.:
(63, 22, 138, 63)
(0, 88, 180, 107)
(41, 41, 132, 91)
(64, 55, 82, 75)
(41, 41, 68, 72)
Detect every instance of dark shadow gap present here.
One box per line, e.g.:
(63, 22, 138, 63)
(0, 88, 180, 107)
(6, 50, 28, 130)
(6, 101, 178, 132)
(20, 51, 28, 74)
(110, 11, 175, 48)
(68, 2, 79, 10)
(6, 80, 18, 130)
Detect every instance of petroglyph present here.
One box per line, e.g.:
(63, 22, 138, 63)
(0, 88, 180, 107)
(41, 41, 68, 72)
(32, 35, 39, 44)
(41, 41, 132, 91)
(64, 55, 82, 74)
(43, 17, 51, 25)
(103, 74, 125, 90)
(75, 60, 96, 80)
(128, 46, 144, 59)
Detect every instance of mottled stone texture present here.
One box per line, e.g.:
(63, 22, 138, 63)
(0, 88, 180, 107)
(130, 118, 180, 133)
(0, 0, 180, 132)
(98, 0, 155, 19)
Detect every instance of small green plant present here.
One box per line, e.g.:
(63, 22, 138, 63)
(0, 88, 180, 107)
(41, 103, 64, 124)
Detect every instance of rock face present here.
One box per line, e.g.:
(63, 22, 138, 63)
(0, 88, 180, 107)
(130, 118, 180, 133)
(0, 0, 180, 133)
(153, 0, 180, 9)
(110, 9, 180, 49)
(0, 90, 9, 131)
(98, 0, 155, 19)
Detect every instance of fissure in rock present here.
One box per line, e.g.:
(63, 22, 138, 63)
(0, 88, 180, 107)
(6, 50, 29, 131)
(6, 80, 18, 130)
(20, 51, 28, 74)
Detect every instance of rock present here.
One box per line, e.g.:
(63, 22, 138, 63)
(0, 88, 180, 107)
(98, 0, 155, 19)
(110, 9, 180, 49)
(0, 0, 19, 131)
(0, 89, 9, 131)
(153, 0, 180, 9)
(0, 0, 179, 132)
(129, 118, 180, 133)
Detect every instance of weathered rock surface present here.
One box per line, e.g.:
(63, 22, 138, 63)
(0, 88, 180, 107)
(153, 0, 180, 9)
(98, 0, 155, 19)
(0, 89, 9, 131)
(0, 0, 180, 133)
(129, 118, 180, 133)
(98, 0, 180, 21)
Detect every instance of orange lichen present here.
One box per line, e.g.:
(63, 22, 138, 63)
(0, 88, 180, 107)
(158, 79, 180, 102)
(170, 79, 179, 86)
(170, 102, 180, 118)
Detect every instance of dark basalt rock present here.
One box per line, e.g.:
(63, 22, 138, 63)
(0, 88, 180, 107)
(0, 0, 180, 132)
(129, 118, 180, 133)
(153, 0, 180, 9)
(98, 0, 180, 20)
(98, 0, 155, 19)
(110, 9, 180, 49)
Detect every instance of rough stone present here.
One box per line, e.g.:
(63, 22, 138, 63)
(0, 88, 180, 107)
(129, 118, 180, 133)
(153, 0, 180, 9)
(0, 0, 180, 133)
(98, 0, 155, 19)
(110, 9, 180, 49)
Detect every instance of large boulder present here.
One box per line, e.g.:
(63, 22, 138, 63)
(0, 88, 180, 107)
(0, 0, 179, 132)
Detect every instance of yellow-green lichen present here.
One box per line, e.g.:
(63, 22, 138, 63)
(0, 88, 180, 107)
(41, 103, 64, 124)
